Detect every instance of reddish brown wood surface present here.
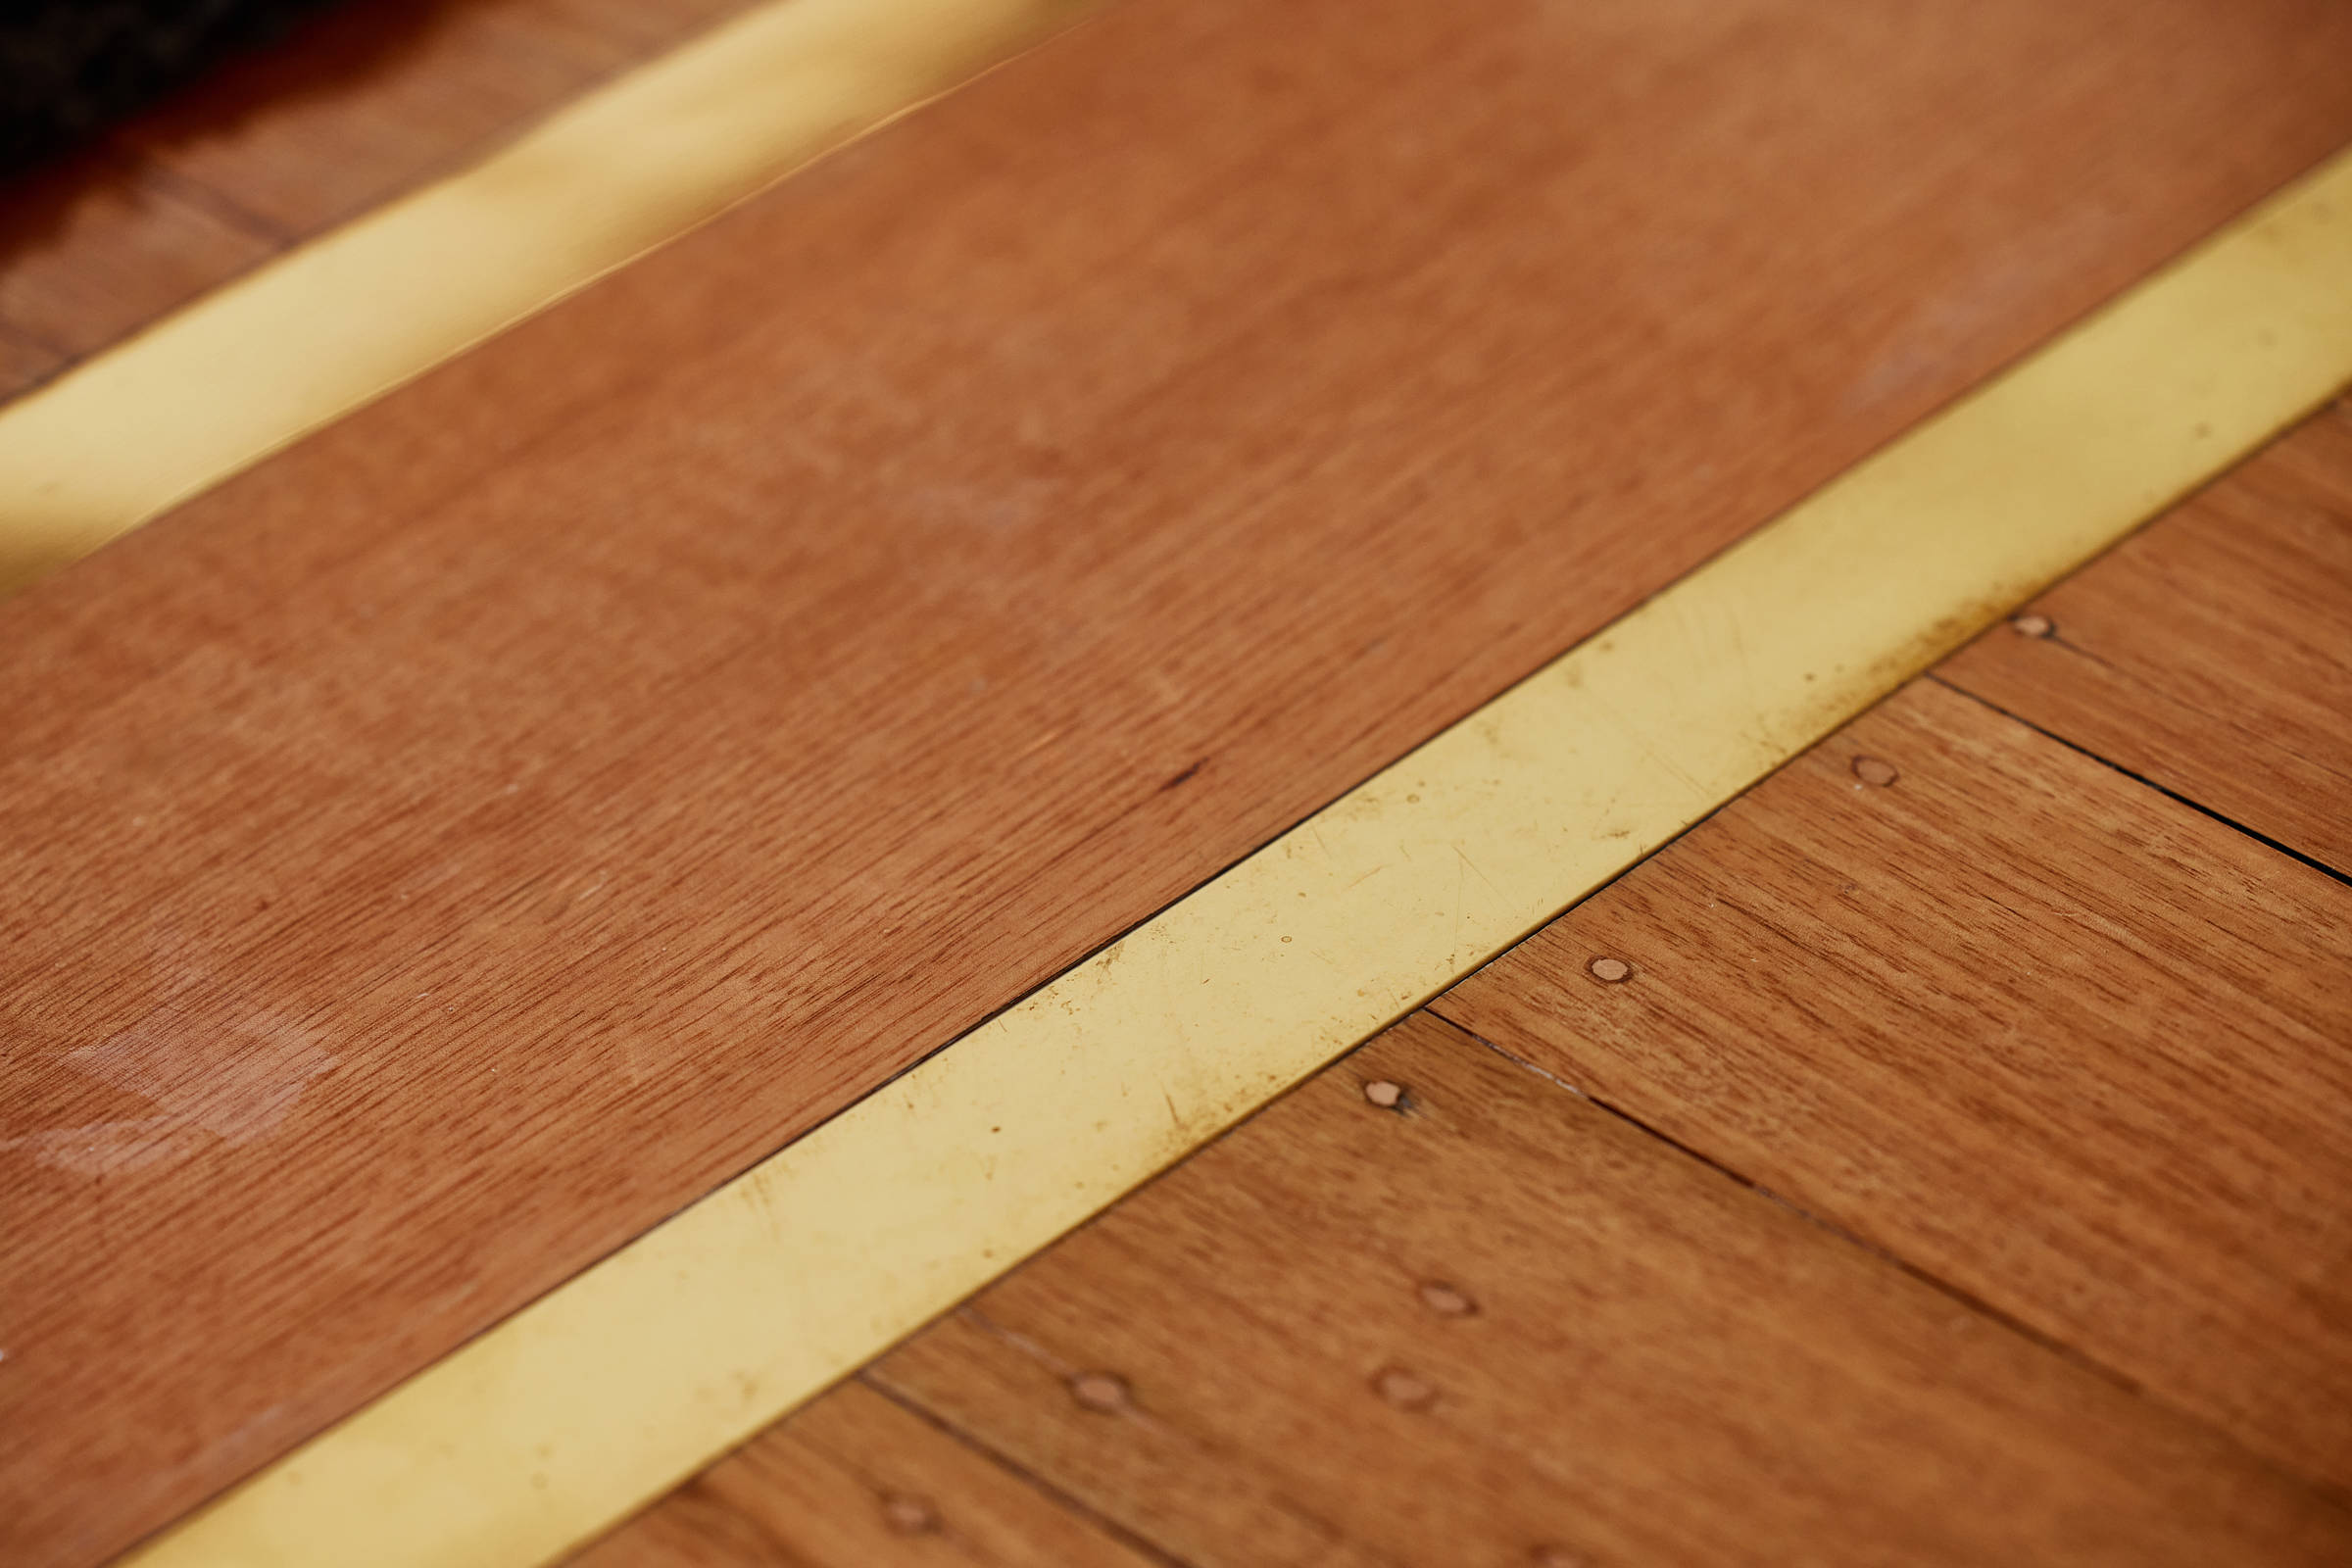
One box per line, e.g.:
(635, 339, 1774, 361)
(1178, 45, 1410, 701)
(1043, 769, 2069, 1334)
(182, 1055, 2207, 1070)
(0, 318, 67, 388)
(0, 0, 752, 400)
(1940, 401, 2352, 872)
(119, 0, 755, 233)
(8, 3, 2352, 1564)
(856, 1013, 2349, 1566)
(601, 641, 2352, 1562)
(1440, 679, 2352, 1494)
(0, 149, 276, 386)
(573, 1381, 1160, 1567)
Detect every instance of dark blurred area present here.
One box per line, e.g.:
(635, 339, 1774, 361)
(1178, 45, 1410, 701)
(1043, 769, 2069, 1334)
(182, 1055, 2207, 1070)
(0, 0, 742, 402)
(0, 0, 347, 177)
(0, 0, 477, 403)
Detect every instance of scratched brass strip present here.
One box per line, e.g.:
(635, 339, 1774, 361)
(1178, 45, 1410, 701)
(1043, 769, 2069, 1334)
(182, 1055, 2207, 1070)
(0, 0, 1092, 599)
(122, 148, 2352, 1568)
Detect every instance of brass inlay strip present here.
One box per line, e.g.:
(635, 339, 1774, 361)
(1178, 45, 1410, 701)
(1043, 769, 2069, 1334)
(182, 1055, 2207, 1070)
(0, 0, 1092, 598)
(122, 147, 2352, 1568)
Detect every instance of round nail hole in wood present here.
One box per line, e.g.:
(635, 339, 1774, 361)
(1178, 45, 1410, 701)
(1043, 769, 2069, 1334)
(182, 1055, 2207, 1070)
(1850, 756, 1899, 787)
(2011, 612, 2054, 638)
(1362, 1079, 1403, 1108)
(1418, 1280, 1478, 1316)
(1372, 1365, 1438, 1411)
(880, 1493, 939, 1536)
(1069, 1371, 1130, 1413)
(1588, 956, 1632, 984)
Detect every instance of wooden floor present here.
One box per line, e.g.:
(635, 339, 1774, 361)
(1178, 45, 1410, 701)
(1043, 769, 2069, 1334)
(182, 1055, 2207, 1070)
(570, 401, 2352, 1566)
(0, 0, 757, 403)
(2, 2, 2349, 1565)
(555, 402, 2352, 1568)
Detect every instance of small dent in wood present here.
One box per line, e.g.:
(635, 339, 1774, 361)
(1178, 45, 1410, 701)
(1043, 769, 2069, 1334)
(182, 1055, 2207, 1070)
(880, 1492, 940, 1535)
(2010, 612, 2055, 638)
(1849, 756, 1900, 788)
(1372, 1365, 1438, 1411)
(1417, 1280, 1478, 1317)
(1069, 1370, 1131, 1414)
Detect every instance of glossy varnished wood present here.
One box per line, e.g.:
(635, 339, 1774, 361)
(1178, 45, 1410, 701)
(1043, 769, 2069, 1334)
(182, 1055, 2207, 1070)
(118, 0, 757, 235)
(567, 612, 2352, 1560)
(858, 1013, 2349, 1565)
(0, 147, 278, 391)
(9, 3, 2352, 1563)
(0, 0, 752, 400)
(1439, 679, 2352, 1493)
(1940, 401, 2352, 871)
(571, 1381, 1159, 1567)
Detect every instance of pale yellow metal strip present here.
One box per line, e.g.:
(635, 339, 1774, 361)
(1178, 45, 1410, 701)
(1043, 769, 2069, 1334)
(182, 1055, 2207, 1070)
(0, 0, 1091, 598)
(119, 147, 2352, 1568)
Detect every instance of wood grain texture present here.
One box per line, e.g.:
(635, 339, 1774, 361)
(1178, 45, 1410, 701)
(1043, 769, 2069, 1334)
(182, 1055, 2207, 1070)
(8, 3, 2352, 1564)
(570, 1380, 1161, 1568)
(1939, 400, 2352, 871)
(1438, 678, 2352, 1494)
(0, 320, 65, 390)
(0, 0, 755, 401)
(0, 148, 279, 397)
(863, 1012, 2350, 1566)
(0, 0, 1102, 597)
(120, 0, 758, 234)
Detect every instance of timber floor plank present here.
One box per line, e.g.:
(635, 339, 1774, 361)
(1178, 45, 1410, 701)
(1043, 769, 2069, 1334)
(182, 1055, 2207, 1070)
(586, 611, 2352, 1562)
(116, 0, 758, 234)
(1939, 400, 2352, 873)
(10, 3, 2352, 1565)
(0, 0, 755, 401)
(0, 148, 280, 394)
(571, 1380, 1164, 1568)
(843, 1013, 2351, 1568)
(1437, 678, 2352, 1495)
(0, 319, 69, 389)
